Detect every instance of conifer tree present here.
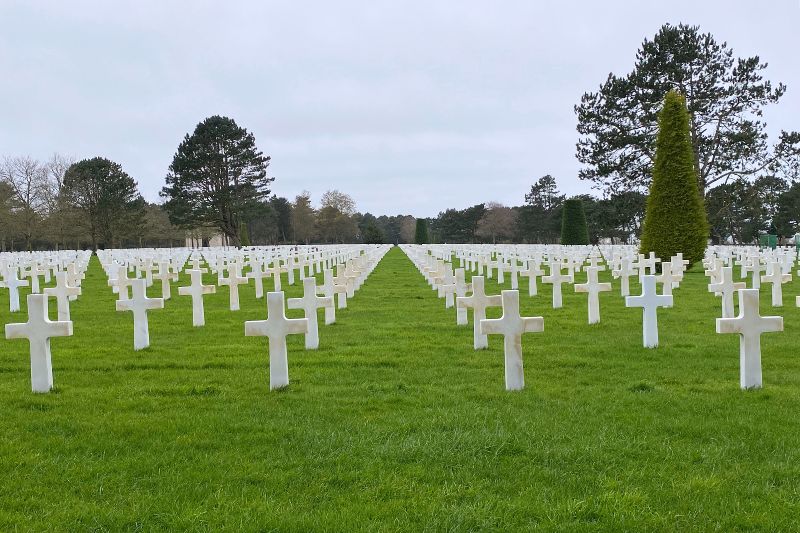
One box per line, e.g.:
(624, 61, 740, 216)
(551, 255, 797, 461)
(640, 91, 708, 266)
(560, 198, 589, 245)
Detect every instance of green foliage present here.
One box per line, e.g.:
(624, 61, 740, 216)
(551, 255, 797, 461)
(62, 157, 146, 249)
(560, 198, 590, 245)
(774, 182, 800, 238)
(239, 223, 251, 246)
(161, 115, 271, 246)
(640, 91, 709, 266)
(361, 222, 385, 244)
(429, 204, 485, 243)
(576, 23, 800, 195)
(414, 218, 429, 244)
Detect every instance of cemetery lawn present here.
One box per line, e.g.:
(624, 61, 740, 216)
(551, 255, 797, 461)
(3, 247, 800, 532)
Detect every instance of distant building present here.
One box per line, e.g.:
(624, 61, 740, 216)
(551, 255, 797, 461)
(185, 228, 227, 248)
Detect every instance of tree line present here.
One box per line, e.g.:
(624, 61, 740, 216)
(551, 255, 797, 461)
(3, 23, 798, 249)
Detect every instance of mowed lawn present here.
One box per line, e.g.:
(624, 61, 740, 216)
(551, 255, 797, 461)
(2, 246, 800, 531)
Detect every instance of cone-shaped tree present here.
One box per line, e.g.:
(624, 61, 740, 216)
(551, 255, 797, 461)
(414, 219, 429, 244)
(239, 222, 251, 247)
(640, 91, 708, 267)
(560, 198, 589, 245)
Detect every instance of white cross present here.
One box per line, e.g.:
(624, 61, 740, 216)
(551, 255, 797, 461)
(3, 267, 29, 312)
(108, 264, 133, 300)
(519, 260, 544, 297)
(219, 262, 250, 311)
(266, 260, 286, 292)
(154, 261, 178, 300)
(43, 271, 81, 321)
(625, 275, 673, 348)
(541, 262, 573, 309)
(453, 268, 472, 326)
(27, 263, 47, 294)
(480, 290, 544, 391)
(5, 294, 72, 393)
(245, 291, 308, 390)
(656, 261, 681, 304)
(288, 277, 333, 350)
(741, 260, 763, 290)
(708, 266, 746, 318)
(761, 262, 790, 307)
(716, 289, 783, 389)
(317, 268, 347, 323)
(575, 266, 611, 324)
(456, 275, 502, 350)
(248, 261, 269, 299)
(178, 269, 216, 326)
(116, 278, 164, 350)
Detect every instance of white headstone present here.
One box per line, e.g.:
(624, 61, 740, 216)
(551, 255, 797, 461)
(716, 288, 783, 389)
(287, 277, 333, 350)
(625, 275, 673, 348)
(5, 293, 73, 393)
(480, 290, 544, 391)
(574, 266, 611, 324)
(43, 271, 81, 321)
(245, 291, 308, 390)
(116, 278, 164, 350)
(177, 269, 216, 326)
(456, 276, 502, 350)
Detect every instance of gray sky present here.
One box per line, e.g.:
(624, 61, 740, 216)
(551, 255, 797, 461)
(1, 0, 798, 217)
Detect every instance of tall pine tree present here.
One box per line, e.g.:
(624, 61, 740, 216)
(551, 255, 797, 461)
(161, 116, 271, 246)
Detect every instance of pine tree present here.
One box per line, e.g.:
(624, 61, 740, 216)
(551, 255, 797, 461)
(414, 219, 429, 244)
(560, 198, 589, 245)
(640, 90, 708, 266)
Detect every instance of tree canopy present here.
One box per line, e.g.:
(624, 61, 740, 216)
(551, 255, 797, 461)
(576, 23, 800, 196)
(161, 115, 271, 246)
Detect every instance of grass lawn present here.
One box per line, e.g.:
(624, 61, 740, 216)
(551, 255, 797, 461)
(2, 246, 800, 531)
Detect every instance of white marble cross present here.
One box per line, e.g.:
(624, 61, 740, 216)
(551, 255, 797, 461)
(178, 269, 216, 326)
(456, 275, 502, 350)
(267, 260, 286, 292)
(708, 266, 746, 318)
(318, 268, 347, 323)
(5, 293, 72, 393)
(3, 267, 29, 312)
(480, 290, 544, 391)
(248, 262, 269, 299)
(155, 261, 178, 300)
(716, 288, 783, 389)
(611, 257, 636, 296)
(625, 275, 673, 348)
(575, 266, 611, 324)
(520, 260, 544, 297)
(43, 271, 81, 321)
(219, 262, 250, 311)
(245, 291, 308, 390)
(453, 268, 472, 326)
(541, 262, 573, 309)
(656, 261, 681, 302)
(116, 278, 164, 350)
(288, 277, 333, 349)
(761, 262, 790, 307)
(109, 264, 133, 300)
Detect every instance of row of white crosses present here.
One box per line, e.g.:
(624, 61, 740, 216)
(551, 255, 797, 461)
(245, 245, 391, 389)
(1, 251, 89, 393)
(405, 242, 795, 392)
(403, 245, 544, 391)
(1, 245, 390, 393)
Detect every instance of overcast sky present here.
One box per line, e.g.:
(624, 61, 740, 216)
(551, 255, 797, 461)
(1, 1, 797, 217)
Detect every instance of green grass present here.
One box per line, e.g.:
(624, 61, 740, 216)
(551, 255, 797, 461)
(2, 246, 800, 531)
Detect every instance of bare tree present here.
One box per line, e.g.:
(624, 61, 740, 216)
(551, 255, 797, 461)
(400, 215, 416, 243)
(476, 202, 518, 244)
(0, 156, 49, 249)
